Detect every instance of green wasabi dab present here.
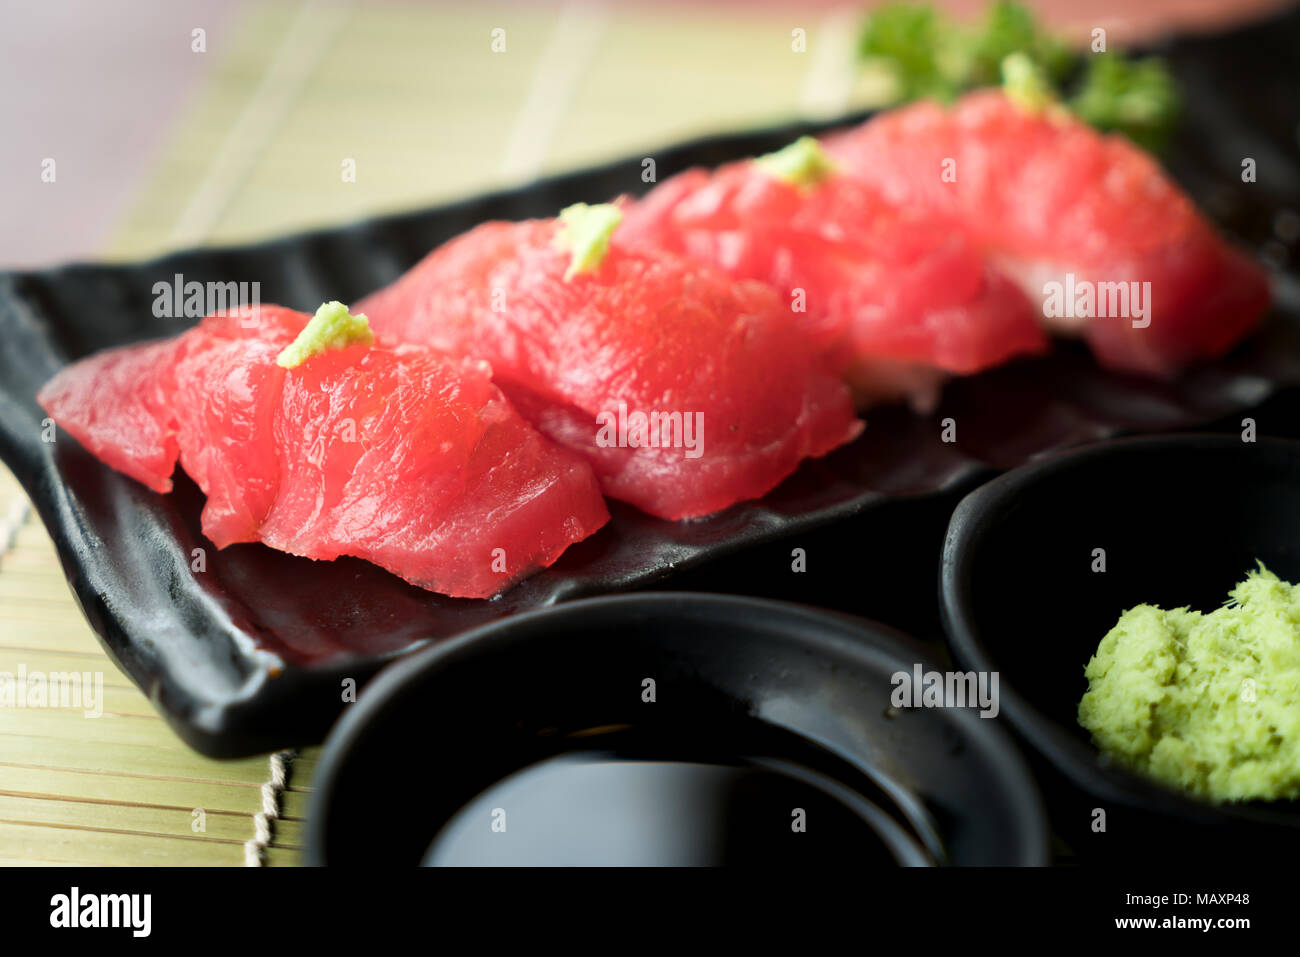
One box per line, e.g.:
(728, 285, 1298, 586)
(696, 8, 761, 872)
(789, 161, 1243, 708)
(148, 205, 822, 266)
(276, 301, 374, 369)
(1078, 564, 1300, 803)
(1000, 51, 1056, 114)
(754, 136, 838, 188)
(554, 203, 623, 280)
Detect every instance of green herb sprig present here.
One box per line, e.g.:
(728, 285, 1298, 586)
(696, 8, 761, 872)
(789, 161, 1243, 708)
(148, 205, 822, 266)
(857, 1, 1180, 150)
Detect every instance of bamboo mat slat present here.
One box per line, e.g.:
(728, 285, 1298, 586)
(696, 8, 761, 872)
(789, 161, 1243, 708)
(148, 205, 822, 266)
(1, 765, 294, 817)
(0, 465, 310, 865)
(3, 0, 872, 865)
(102, 0, 876, 262)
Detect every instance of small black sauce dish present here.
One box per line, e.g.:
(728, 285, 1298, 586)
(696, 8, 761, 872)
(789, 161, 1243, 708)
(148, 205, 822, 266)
(304, 593, 1047, 866)
(940, 434, 1300, 861)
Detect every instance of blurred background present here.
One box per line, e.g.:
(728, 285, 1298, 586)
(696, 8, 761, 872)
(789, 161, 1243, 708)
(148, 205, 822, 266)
(1, 0, 1291, 269)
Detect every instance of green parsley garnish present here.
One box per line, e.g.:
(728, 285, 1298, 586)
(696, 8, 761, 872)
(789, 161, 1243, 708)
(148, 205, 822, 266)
(856, 1, 1179, 150)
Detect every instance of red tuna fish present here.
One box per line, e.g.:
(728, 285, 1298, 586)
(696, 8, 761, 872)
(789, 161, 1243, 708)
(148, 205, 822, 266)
(619, 136, 1047, 410)
(356, 205, 863, 521)
(37, 303, 609, 598)
(824, 89, 1272, 377)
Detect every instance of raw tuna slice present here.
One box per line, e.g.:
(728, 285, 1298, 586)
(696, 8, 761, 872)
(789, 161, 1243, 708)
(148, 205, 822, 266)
(37, 303, 609, 598)
(356, 205, 864, 521)
(824, 89, 1272, 377)
(619, 137, 1047, 410)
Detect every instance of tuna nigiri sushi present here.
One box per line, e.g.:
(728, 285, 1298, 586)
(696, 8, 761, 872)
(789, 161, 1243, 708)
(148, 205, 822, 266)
(824, 87, 1272, 377)
(37, 302, 610, 598)
(619, 137, 1047, 411)
(357, 204, 863, 521)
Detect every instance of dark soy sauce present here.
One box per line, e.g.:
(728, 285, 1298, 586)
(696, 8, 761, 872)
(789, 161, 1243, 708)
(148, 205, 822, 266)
(422, 726, 935, 867)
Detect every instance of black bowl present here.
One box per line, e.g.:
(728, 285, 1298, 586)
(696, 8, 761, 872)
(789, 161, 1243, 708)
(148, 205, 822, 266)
(304, 593, 1048, 866)
(940, 433, 1300, 860)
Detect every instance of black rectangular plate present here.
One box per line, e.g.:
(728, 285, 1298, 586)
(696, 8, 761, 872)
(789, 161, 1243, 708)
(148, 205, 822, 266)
(1, 8, 1298, 756)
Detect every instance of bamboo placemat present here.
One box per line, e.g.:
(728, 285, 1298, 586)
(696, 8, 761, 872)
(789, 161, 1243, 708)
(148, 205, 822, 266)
(104, 0, 875, 261)
(0, 466, 306, 866)
(1, 0, 877, 866)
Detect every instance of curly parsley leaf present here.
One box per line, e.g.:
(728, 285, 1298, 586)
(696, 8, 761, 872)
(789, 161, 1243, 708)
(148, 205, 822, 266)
(855, 2, 1180, 151)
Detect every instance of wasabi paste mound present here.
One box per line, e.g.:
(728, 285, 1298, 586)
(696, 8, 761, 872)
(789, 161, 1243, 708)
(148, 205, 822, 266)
(553, 202, 623, 280)
(276, 300, 373, 369)
(1078, 565, 1300, 803)
(754, 136, 838, 188)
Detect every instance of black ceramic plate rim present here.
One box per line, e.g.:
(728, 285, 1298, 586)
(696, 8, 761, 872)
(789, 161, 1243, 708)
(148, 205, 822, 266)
(939, 431, 1300, 829)
(0, 115, 1007, 759)
(302, 591, 1050, 866)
